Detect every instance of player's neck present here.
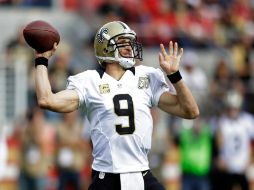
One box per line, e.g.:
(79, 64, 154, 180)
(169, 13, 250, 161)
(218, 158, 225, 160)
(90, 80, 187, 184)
(105, 63, 125, 81)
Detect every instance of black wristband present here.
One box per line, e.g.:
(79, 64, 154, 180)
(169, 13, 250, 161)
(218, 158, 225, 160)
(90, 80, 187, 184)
(35, 57, 48, 67)
(167, 71, 182, 83)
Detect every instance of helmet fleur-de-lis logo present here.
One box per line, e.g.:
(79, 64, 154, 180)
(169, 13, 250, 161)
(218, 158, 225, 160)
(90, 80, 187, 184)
(97, 28, 108, 43)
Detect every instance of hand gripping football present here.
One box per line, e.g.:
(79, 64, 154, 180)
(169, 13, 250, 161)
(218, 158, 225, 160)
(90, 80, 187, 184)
(23, 20, 60, 53)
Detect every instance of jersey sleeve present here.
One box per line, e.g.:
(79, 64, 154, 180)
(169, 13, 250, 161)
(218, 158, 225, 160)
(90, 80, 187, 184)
(66, 73, 86, 108)
(150, 68, 175, 106)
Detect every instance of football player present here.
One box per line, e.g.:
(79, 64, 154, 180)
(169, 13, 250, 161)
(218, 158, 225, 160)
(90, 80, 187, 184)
(34, 21, 199, 190)
(214, 90, 254, 190)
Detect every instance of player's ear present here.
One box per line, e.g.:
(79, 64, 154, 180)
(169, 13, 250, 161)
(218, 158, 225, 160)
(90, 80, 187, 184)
(53, 42, 58, 50)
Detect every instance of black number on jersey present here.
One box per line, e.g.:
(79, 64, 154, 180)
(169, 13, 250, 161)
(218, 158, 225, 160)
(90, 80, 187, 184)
(232, 135, 242, 153)
(113, 94, 135, 135)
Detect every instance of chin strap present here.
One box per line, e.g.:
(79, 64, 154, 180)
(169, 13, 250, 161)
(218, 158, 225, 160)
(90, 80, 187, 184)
(115, 48, 135, 68)
(118, 57, 135, 68)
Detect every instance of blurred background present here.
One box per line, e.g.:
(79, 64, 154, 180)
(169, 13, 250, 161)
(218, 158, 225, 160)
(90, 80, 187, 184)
(1, 0, 254, 190)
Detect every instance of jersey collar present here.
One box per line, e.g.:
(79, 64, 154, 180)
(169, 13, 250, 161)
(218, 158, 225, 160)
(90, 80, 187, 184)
(96, 66, 135, 78)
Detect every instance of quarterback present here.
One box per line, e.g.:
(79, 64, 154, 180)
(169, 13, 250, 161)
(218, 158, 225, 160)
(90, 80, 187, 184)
(34, 21, 199, 190)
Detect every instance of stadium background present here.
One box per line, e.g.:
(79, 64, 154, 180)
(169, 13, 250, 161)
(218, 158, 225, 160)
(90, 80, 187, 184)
(1, 0, 254, 190)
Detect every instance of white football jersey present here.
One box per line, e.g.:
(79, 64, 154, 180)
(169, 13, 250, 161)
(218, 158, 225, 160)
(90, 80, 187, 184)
(218, 112, 254, 173)
(66, 65, 171, 173)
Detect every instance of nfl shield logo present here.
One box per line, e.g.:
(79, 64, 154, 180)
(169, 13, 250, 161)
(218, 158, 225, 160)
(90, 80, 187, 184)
(99, 172, 105, 179)
(138, 77, 149, 89)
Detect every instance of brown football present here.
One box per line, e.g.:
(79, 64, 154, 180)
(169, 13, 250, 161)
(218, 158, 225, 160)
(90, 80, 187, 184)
(23, 20, 60, 53)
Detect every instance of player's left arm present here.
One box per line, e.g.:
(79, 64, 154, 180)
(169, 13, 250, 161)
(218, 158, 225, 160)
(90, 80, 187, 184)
(158, 41, 199, 119)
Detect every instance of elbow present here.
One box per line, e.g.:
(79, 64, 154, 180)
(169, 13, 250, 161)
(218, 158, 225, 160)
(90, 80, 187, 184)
(185, 106, 200, 119)
(37, 96, 51, 109)
(189, 107, 200, 119)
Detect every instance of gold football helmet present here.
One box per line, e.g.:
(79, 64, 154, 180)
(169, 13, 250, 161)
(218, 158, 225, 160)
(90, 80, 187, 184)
(94, 21, 142, 68)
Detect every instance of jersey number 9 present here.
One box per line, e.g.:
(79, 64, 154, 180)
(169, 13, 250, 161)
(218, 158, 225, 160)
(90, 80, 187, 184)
(113, 94, 135, 135)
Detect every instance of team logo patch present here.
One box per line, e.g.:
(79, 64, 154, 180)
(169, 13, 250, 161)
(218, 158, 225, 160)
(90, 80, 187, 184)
(99, 84, 110, 94)
(138, 76, 149, 89)
(97, 28, 108, 43)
